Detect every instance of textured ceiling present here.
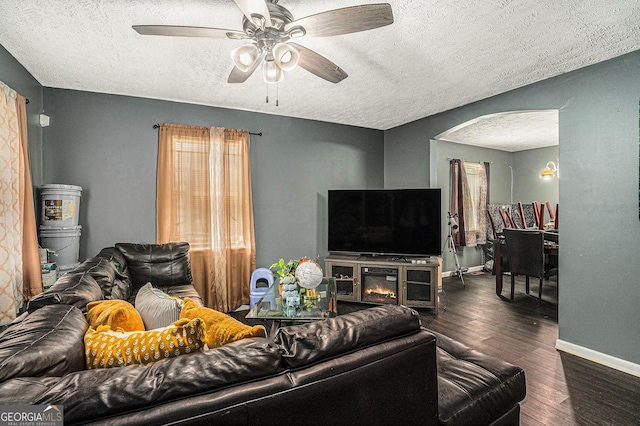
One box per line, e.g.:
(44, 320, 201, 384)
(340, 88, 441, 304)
(436, 110, 559, 152)
(0, 0, 639, 142)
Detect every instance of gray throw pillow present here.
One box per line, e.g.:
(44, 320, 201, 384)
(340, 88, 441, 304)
(134, 283, 183, 330)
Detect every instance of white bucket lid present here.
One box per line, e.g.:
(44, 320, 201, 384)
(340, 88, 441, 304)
(39, 225, 82, 231)
(39, 225, 82, 237)
(41, 184, 82, 192)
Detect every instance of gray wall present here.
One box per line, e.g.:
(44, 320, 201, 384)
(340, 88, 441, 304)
(384, 51, 640, 365)
(3, 42, 639, 366)
(383, 123, 431, 188)
(513, 146, 559, 206)
(42, 88, 384, 268)
(0, 45, 43, 188)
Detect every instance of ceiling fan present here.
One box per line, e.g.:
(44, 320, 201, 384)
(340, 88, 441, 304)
(133, 0, 393, 85)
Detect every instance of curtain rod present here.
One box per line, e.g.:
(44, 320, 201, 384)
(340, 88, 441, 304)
(447, 158, 492, 164)
(152, 123, 261, 136)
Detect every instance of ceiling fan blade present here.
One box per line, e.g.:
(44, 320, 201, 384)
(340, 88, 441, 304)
(233, 0, 272, 28)
(289, 43, 347, 84)
(284, 4, 393, 37)
(133, 25, 246, 39)
(228, 52, 265, 83)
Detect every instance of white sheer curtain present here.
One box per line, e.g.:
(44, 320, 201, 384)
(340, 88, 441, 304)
(450, 159, 488, 248)
(461, 161, 488, 247)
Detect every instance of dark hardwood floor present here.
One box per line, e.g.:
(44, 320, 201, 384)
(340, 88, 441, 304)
(339, 272, 640, 426)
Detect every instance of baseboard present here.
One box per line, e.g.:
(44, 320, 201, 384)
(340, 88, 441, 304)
(442, 265, 484, 277)
(555, 339, 640, 378)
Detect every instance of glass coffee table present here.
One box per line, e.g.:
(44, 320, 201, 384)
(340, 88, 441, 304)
(246, 277, 337, 333)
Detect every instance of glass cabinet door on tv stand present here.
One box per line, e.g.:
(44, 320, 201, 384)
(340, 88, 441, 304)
(400, 265, 436, 309)
(324, 260, 360, 302)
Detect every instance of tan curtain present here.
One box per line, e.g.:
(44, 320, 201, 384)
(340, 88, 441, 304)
(157, 123, 256, 312)
(0, 81, 40, 325)
(17, 95, 41, 299)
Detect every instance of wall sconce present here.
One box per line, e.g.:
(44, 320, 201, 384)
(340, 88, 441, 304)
(540, 161, 559, 179)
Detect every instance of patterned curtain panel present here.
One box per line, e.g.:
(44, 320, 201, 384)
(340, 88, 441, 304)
(0, 81, 40, 325)
(449, 159, 466, 247)
(156, 123, 256, 312)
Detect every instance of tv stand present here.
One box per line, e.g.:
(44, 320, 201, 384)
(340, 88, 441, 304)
(390, 255, 411, 262)
(325, 255, 440, 313)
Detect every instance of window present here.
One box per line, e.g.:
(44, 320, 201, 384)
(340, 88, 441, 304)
(450, 158, 488, 247)
(171, 133, 248, 250)
(172, 136, 210, 249)
(157, 123, 256, 311)
(222, 140, 246, 249)
(463, 162, 483, 232)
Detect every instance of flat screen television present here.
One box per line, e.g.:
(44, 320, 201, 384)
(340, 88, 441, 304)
(328, 188, 442, 257)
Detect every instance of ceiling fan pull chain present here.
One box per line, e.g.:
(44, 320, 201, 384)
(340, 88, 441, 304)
(266, 84, 269, 104)
(276, 83, 279, 107)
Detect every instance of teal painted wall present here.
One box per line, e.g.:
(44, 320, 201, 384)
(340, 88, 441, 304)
(383, 122, 431, 188)
(41, 88, 384, 268)
(3, 42, 638, 366)
(0, 45, 43, 187)
(513, 146, 559, 206)
(384, 51, 640, 365)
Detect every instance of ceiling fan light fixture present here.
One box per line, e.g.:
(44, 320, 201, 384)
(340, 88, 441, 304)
(231, 44, 260, 72)
(272, 43, 299, 72)
(263, 59, 284, 84)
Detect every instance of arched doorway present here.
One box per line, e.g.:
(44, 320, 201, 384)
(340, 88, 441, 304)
(431, 109, 559, 303)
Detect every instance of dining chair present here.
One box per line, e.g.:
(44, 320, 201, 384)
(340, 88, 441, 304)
(515, 202, 527, 228)
(519, 203, 538, 228)
(498, 209, 510, 228)
(502, 228, 550, 305)
(487, 209, 499, 239)
(537, 202, 546, 230)
(533, 202, 541, 227)
(505, 210, 517, 229)
(545, 201, 555, 222)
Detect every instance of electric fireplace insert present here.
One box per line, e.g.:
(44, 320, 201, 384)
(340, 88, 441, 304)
(360, 266, 398, 304)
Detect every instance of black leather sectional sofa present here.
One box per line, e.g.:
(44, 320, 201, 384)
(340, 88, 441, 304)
(0, 243, 525, 425)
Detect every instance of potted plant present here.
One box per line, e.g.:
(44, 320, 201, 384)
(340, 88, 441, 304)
(270, 258, 309, 313)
